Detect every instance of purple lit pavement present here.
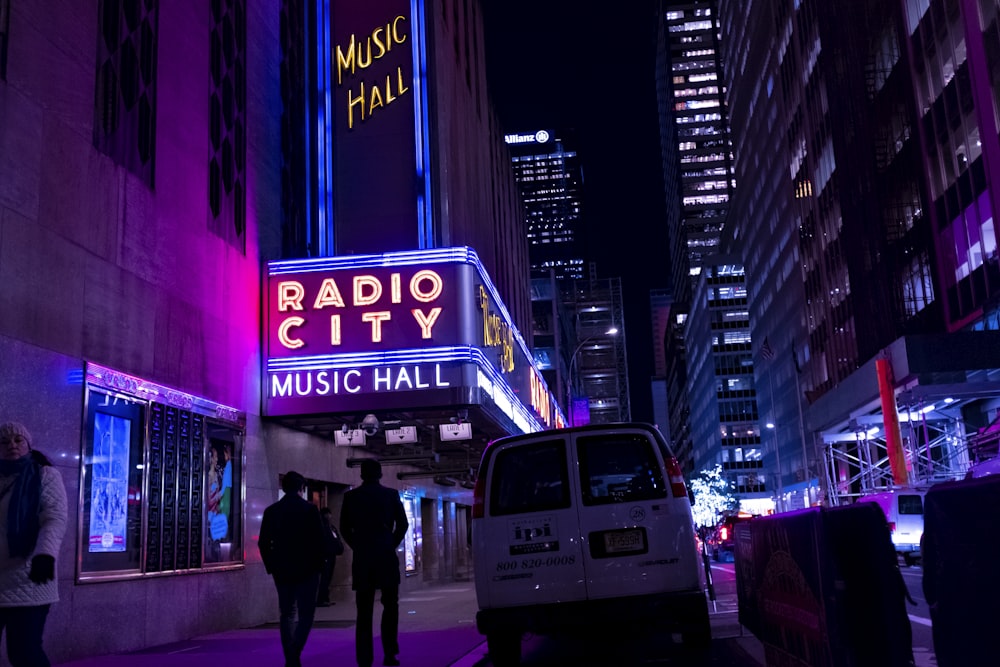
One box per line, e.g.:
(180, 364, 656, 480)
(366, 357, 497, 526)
(53, 580, 765, 666)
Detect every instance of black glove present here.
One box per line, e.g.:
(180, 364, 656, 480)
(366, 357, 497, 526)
(28, 554, 55, 584)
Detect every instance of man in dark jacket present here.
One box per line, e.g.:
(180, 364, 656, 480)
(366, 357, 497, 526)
(340, 459, 409, 667)
(258, 471, 326, 667)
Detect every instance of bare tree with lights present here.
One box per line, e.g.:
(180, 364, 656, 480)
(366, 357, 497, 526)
(690, 464, 739, 530)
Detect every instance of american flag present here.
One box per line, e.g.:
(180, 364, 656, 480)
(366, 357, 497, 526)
(760, 337, 776, 361)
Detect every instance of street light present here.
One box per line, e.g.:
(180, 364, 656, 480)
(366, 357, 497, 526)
(765, 421, 785, 512)
(567, 327, 618, 425)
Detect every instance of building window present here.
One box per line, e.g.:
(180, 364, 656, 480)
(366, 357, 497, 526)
(944, 190, 996, 283)
(0, 0, 9, 80)
(94, 0, 159, 186)
(208, 0, 247, 252)
(78, 364, 245, 581)
(902, 252, 935, 316)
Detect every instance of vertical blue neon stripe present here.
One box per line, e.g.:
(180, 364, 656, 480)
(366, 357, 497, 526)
(411, 0, 433, 248)
(303, 3, 313, 253)
(317, 0, 335, 255)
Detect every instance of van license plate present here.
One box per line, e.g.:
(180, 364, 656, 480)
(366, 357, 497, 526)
(604, 529, 645, 553)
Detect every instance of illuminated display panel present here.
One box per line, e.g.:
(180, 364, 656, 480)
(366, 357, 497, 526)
(265, 248, 566, 430)
(79, 364, 246, 580)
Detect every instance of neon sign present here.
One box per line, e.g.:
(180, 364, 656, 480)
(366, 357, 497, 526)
(334, 15, 411, 128)
(270, 363, 452, 398)
(478, 285, 514, 372)
(503, 130, 551, 145)
(275, 269, 444, 350)
(264, 248, 566, 429)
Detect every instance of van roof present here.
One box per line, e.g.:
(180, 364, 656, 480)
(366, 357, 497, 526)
(485, 422, 665, 451)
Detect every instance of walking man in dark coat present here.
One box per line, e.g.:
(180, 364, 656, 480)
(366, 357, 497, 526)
(258, 471, 326, 667)
(340, 459, 409, 667)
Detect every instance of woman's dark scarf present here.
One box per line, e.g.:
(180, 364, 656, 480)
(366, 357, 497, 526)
(1, 451, 48, 558)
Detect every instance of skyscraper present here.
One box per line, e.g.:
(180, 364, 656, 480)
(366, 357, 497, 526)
(504, 128, 634, 425)
(684, 261, 767, 510)
(656, 1, 759, 500)
(506, 129, 587, 284)
(719, 0, 1000, 507)
(663, 1, 734, 274)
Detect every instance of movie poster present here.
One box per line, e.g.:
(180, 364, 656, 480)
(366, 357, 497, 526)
(205, 440, 234, 563)
(88, 412, 130, 552)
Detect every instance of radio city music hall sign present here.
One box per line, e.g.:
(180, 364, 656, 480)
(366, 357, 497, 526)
(264, 251, 562, 429)
(266, 259, 516, 397)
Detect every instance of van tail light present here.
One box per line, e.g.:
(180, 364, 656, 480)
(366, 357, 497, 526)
(888, 521, 896, 534)
(666, 456, 687, 498)
(720, 525, 729, 541)
(472, 475, 486, 519)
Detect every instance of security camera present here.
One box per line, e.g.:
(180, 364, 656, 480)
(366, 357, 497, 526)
(361, 414, 380, 437)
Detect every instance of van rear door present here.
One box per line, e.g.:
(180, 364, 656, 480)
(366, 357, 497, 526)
(476, 435, 588, 609)
(572, 429, 702, 599)
(893, 492, 925, 549)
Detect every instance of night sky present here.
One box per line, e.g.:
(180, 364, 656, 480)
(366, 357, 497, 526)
(482, 1, 668, 423)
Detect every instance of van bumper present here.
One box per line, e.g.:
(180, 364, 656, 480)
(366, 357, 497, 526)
(476, 589, 708, 637)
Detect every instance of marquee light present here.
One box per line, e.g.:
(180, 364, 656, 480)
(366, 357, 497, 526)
(266, 248, 566, 429)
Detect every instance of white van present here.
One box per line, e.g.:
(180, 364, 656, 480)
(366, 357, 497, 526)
(965, 457, 1000, 479)
(858, 488, 927, 565)
(471, 423, 709, 664)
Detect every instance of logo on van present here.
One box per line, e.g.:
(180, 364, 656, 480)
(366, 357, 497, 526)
(508, 516, 559, 555)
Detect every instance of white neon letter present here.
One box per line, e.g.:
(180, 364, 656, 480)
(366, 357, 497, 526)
(391, 273, 402, 303)
(410, 270, 443, 302)
(362, 311, 392, 342)
(278, 281, 305, 311)
(354, 275, 383, 306)
(313, 278, 346, 308)
(329, 314, 341, 346)
(278, 317, 305, 349)
(344, 369, 362, 393)
(411, 307, 442, 338)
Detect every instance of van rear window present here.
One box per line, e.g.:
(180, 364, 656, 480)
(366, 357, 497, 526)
(898, 494, 923, 515)
(578, 434, 667, 505)
(490, 439, 570, 516)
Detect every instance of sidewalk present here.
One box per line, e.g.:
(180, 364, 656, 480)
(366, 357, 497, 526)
(53, 582, 766, 666)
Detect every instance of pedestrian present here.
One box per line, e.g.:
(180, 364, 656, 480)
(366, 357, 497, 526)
(316, 507, 344, 607)
(258, 471, 326, 667)
(0, 421, 68, 667)
(340, 459, 408, 667)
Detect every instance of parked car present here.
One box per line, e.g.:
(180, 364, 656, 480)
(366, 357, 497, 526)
(857, 488, 927, 565)
(710, 512, 755, 562)
(471, 423, 710, 665)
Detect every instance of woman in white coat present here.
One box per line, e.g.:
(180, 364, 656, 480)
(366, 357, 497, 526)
(0, 421, 68, 666)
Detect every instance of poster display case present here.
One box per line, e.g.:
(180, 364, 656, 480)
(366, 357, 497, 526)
(78, 363, 245, 581)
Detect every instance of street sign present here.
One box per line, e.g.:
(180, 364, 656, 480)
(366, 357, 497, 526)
(385, 426, 418, 443)
(439, 422, 472, 441)
(334, 429, 367, 446)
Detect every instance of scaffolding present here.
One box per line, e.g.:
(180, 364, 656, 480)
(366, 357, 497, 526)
(822, 413, 971, 506)
(569, 266, 631, 424)
(812, 335, 1000, 507)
